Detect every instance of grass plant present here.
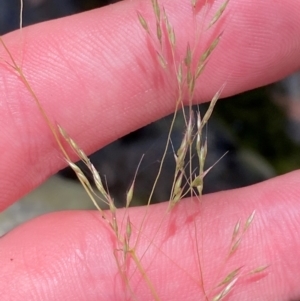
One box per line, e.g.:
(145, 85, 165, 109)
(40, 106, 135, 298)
(0, 0, 268, 300)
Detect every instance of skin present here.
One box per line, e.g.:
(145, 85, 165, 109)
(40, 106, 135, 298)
(1, 0, 300, 300)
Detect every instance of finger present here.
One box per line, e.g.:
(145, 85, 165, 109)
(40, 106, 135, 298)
(1, 0, 300, 208)
(1, 171, 300, 300)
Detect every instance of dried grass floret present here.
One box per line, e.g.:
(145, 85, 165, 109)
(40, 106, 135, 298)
(212, 277, 238, 301)
(207, 0, 230, 30)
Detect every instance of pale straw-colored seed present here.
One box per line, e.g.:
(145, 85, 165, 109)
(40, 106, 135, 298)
(76, 170, 94, 192)
(177, 61, 183, 84)
(109, 197, 116, 213)
(162, 8, 176, 48)
(137, 12, 149, 33)
(156, 51, 167, 68)
(244, 210, 256, 231)
(77, 149, 89, 164)
(112, 216, 119, 237)
(176, 139, 188, 169)
(186, 111, 194, 138)
(195, 61, 207, 79)
(175, 155, 184, 172)
(200, 141, 207, 167)
(69, 137, 79, 154)
(66, 160, 92, 192)
(170, 171, 184, 205)
(176, 138, 186, 164)
(191, 175, 202, 188)
(173, 172, 184, 195)
(196, 111, 201, 130)
(188, 74, 195, 94)
(201, 32, 222, 62)
(174, 114, 193, 187)
(57, 124, 68, 140)
(196, 132, 201, 155)
(196, 112, 202, 151)
(230, 237, 242, 255)
(126, 216, 132, 242)
(201, 87, 223, 127)
(193, 124, 207, 195)
(192, 176, 204, 195)
(175, 115, 193, 171)
(187, 69, 192, 89)
(90, 164, 108, 197)
(212, 277, 238, 301)
(232, 220, 241, 242)
(58, 125, 89, 162)
(156, 21, 162, 45)
(250, 265, 269, 274)
(151, 0, 160, 21)
(184, 43, 192, 67)
(162, 7, 167, 21)
(68, 162, 93, 194)
(169, 27, 176, 47)
(65, 159, 82, 175)
(66, 160, 104, 211)
(171, 187, 183, 204)
(207, 0, 229, 29)
(196, 183, 203, 196)
(109, 202, 118, 235)
(58, 125, 77, 151)
(126, 181, 135, 208)
(217, 267, 242, 287)
(196, 138, 207, 175)
(123, 237, 129, 254)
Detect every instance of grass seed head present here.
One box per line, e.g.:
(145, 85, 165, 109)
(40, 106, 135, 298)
(244, 210, 256, 231)
(230, 237, 242, 255)
(137, 12, 149, 33)
(126, 182, 135, 208)
(156, 51, 167, 68)
(232, 220, 241, 242)
(184, 43, 192, 67)
(90, 164, 108, 197)
(250, 265, 269, 274)
(151, 0, 161, 21)
(200, 32, 222, 63)
(212, 277, 238, 301)
(207, 0, 230, 29)
(126, 216, 132, 242)
(188, 74, 196, 94)
(201, 87, 223, 127)
(177, 61, 183, 84)
(195, 60, 207, 79)
(7, 0, 264, 299)
(156, 21, 162, 45)
(168, 26, 176, 48)
(217, 267, 242, 287)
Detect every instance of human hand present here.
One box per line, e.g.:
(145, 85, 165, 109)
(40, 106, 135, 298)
(1, 0, 300, 300)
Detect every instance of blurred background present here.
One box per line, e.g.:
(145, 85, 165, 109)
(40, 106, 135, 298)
(1, 0, 300, 235)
